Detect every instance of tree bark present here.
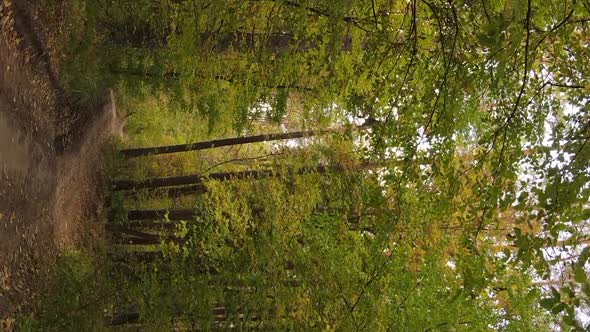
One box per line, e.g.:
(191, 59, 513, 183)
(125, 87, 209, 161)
(167, 185, 208, 197)
(112, 169, 274, 191)
(122, 207, 263, 222)
(126, 208, 197, 221)
(108, 64, 308, 88)
(106, 27, 358, 53)
(120, 127, 347, 158)
(106, 224, 183, 245)
(108, 306, 268, 327)
(108, 311, 141, 326)
(112, 161, 379, 191)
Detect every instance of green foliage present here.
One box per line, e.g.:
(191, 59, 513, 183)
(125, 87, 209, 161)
(38, 0, 590, 329)
(268, 89, 290, 124)
(16, 251, 112, 331)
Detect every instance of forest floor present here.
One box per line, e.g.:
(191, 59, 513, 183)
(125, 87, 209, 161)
(0, 0, 113, 327)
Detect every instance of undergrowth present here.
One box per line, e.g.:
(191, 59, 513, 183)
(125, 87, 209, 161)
(17, 251, 112, 331)
(17, 0, 287, 329)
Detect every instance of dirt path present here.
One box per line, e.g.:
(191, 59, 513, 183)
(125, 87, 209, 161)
(0, 0, 120, 322)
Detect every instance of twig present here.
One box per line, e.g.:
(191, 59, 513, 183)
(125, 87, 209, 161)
(371, 0, 379, 28)
(492, 0, 533, 175)
(547, 81, 585, 89)
(202, 153, 279, 174)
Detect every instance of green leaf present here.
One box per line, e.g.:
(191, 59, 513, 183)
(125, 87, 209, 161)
(562, 314, 576, 326)
(539, 297, 555, 310)
(551, 287, 561, 302)
(502, 248, 511, 259)
(574, 267, 587, 283)
(551, 302, 567, 314)
(550, 223, 566, 238)
(562, 286, 575, 298)
(477, 33, 496, 47)
(574, 298, 581, 307)
(579, 247, 590, 265)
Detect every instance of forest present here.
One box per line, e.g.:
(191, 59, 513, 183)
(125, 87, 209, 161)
(0, 0, 589, 330)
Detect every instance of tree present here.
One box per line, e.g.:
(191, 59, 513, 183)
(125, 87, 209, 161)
(119, 125, 369, 158)
(79, 0, 590, 329)
(111, 161, 379, 191)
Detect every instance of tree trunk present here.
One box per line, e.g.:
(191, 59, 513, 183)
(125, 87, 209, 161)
(126, 208, 197, 221)
(107, 306, 269, 327)
(119, 184, 208, 200)
(112, 161, 378, 191)
(106, 28, 359, 53)
(124, 221, 182, 230)
(119, 127, 347, 158)
(106, 224, 183, 245)
(108, 251, 164, 264)
(167, 185, 208, 197)
(108, 65, 316, 93)
(122, 207, 263, 222)
(112, 169, 274, 191)
(108, 311, 141, 326)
